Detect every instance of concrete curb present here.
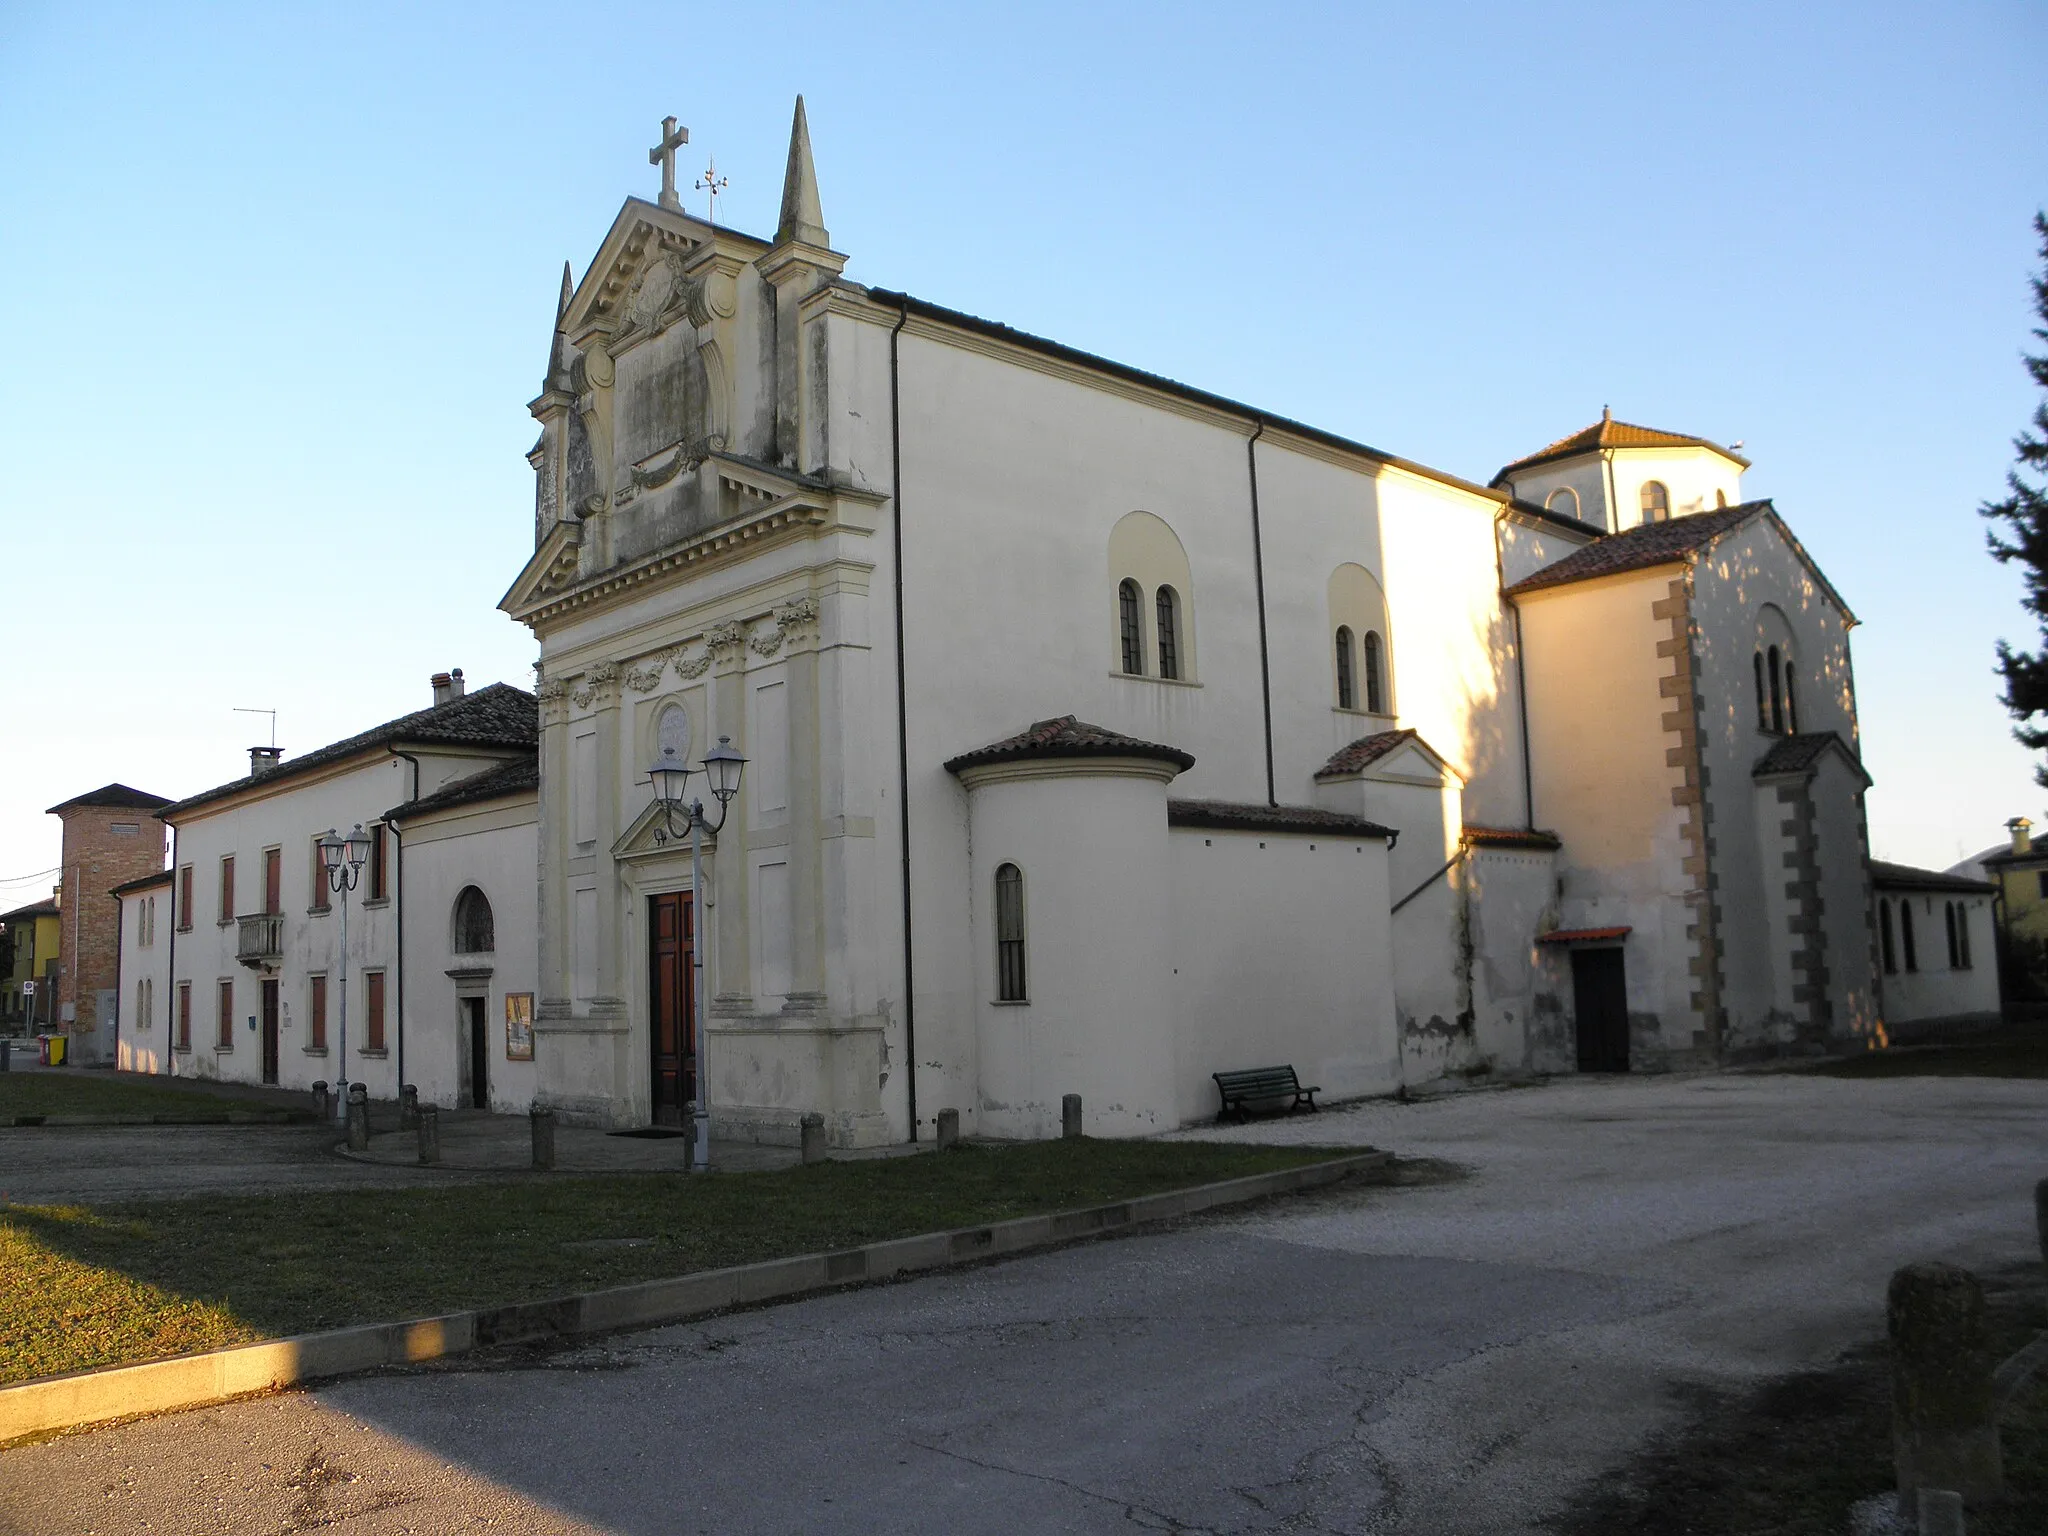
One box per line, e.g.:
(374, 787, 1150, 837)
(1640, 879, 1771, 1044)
(0, 1150, 1386, 1444)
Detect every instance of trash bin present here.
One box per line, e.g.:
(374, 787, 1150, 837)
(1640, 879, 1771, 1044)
(37, 1034, 65, 1066)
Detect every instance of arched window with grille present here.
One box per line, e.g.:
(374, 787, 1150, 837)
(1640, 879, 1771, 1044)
(1767, 644, 1784, 733)
(1334, 626, 1356, 709)
(1155, 586, 1181, 680)
(452, 885, 495, 955)
(1879, 900, 1897, 974)
(994, 863, 1027, 1002)
(1118, 580, 1143, 675)
(1363, 631, 1385, 715)
(1901, 901, 1918, 973)
(1754, 653, 1769, 731)
(1545, 486, 1581, 520)
(1640, 481, 1670, 523)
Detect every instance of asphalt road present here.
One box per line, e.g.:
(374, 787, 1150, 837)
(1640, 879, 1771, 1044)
(2, 1071, 2043, 1535)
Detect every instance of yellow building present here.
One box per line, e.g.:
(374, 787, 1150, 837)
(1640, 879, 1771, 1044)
(1983, 818, 2048, 1000)
(1, 891, 63, 1031)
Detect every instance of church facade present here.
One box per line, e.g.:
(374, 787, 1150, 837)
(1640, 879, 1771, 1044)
(489, 99, 1925, 1145)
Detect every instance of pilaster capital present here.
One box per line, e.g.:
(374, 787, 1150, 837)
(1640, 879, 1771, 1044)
(571, 660, 621, 711)
(706, 619, 750, 672)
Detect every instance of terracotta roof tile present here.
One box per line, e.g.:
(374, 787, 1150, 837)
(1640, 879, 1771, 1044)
(1752, 731, 1866, 781)
(385, 754, 539, 823)
(1462, 825, 1562, 851)
(109, 870, 174, 897)
(943, 716, 1195, 776)
(1868, 860, 1995, 895)
(1315, 730, 1418, 780)
(45, 783, 173, 815)
(162, 684, 538, 820)
(1167, 799, 1394, 839)
(0, 900, 59, 923)
(1495, 415, 1749, 481)
(1505, 502, 1768, 597)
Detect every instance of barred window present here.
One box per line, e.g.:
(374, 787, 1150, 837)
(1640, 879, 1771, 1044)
(1118, 580, 1143, 675)
(995, 863, 1027, 1003)
(1335, 626, 1356, 709)
(1155, 586, 1181, 680)
(1363, 631, 1386, 715)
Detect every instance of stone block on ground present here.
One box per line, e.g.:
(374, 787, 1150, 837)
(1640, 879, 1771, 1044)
(1889, 1261, 2002, 1506)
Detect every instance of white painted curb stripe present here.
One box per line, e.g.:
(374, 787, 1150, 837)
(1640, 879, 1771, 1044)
(0, 1150, 1385, 1443)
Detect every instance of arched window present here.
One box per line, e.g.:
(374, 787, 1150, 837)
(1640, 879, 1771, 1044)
(1879, 900, 1897, 974)
(1640, 482, 1670, 523)
(1767, 644, 1784, 733)
(1363, 631, 1385, 714)
(1958, 906, 1973, 970)
(453, 885, 494, 955)
(1334, 626, 1356, 709)
(1546, 486, 1581, 520)
(1901, 901, 1918, 973)
(1118, 580, 1143, 675)
(1155, 586, 1181, 680)
(1944, 903, 1960, 969)
(1715, 488, 1729, 509)
(994, 863, 1027, 1002)
(1783, 661, 1798, 735)
(1753, 653, 1768, 731)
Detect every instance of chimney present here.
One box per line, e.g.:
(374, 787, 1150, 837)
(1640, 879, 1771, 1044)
(431, 669, 466, 707)
(2009, 816, 2033, 856)
(249, 746, 284, 778)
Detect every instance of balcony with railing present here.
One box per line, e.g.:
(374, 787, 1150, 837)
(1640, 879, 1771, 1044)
(236, 912, 283, 971)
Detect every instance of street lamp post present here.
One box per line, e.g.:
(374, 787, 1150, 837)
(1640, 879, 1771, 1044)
(646, 734, 747, 1171)
(317, 824, 372, 1122)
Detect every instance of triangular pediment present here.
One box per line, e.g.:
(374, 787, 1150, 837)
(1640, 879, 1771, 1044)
(612, 798, 721, 863)
(1361, 739, 1459, 787)
(564, 200, 770, 343)
(498, 520, 584, 620)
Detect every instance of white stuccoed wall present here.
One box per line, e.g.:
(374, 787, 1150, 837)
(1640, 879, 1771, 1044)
(114, 881, 172, 1075)
(1876, 890, 2001, 1031)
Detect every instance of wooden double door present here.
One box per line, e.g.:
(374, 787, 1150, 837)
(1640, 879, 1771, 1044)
(648, 893, 697, 1127)
(1571, 947, 1630, 1073)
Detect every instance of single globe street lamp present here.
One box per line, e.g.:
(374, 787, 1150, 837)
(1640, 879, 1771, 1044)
(645, 734, 746, 1170)
(317, 823, 372, 1121)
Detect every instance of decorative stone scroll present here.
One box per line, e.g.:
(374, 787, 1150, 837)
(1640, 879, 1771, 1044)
(705, 620, 748, 663)
(570, 661, 620, 710)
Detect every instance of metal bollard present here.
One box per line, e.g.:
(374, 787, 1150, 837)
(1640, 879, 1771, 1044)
(1889, 1262, 2003, 1508)
(399, 1083, 419, 1130)
(800, 1111, 827, 1165)
(311, 1080, 329, 1120)
(936, 1106, 960, 1150)
(417, 1103, 439, 1165)
(1, 1038, 11, 1072)
(1062, 1093, 1083, 1139)
(530, 1105, 556, 1170)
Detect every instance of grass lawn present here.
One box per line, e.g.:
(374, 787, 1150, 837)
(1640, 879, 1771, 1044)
(0, 1139, 1349, 1386)
(1555, 1265, 2048, 1536)
(1804, 1027, 2048, 1080)
(0, 1072, 291, 1122)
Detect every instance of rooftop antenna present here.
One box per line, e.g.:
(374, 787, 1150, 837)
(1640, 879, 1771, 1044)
(233, 707, 277, 748)
(695, 155, 729, 224)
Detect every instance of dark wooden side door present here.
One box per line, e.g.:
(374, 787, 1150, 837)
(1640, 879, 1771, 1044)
(1571, 947, 1629, 1073)
(648, 892, 695, 1127)
(465, 997, 489, 1109)
(260, 978, 280, 1085)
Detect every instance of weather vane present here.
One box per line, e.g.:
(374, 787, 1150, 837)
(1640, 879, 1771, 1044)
(695, 156, 729, 224)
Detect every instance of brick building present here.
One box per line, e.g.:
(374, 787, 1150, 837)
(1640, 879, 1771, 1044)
(48, 783, 171, 1061)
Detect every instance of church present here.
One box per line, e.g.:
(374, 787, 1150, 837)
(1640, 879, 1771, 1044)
(483, 97, 1928, 1147)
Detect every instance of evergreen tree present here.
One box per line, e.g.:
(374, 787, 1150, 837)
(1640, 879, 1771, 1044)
(1985, 212, 2048, 783)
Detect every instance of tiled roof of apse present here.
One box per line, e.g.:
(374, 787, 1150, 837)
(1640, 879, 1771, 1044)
(45, 783, 173, 815)
(943, 716, 1196, 776)
(385, 754, 540, 823)
(1167, 800, 1395, 839)
(1494, 414, 1750, 482)
(161, 684, 538, 820)
(1316, 730, 1420, 780)
(1504, 502, 1767, 597)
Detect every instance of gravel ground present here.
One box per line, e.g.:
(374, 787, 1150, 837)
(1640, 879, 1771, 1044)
(1, 1071, 2042, 1535)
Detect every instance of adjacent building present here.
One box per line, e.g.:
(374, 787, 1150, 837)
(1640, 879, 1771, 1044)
(46, 783, 173, 1061)
(1, 892, 62, 1030)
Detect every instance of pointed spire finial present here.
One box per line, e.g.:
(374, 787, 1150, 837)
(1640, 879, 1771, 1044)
(776, 95, 829, 248)
(557, 260, 573, 320)
(546, 261, 574, 389)
(1602, 404, 1612, 423)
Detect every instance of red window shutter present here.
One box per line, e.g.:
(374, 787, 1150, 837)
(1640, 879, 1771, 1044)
(178, 866, 193, 930)
(263, 849, 281, 916)
(220, 856, 235, 923)
(310, 838, 329, 910)
(370, 826, 388, 901)
(217, 980, 233, 1048)
(365, 972, 385, 1051)
(177, 983, 190, 1050)
(309, 975, 327, 1050)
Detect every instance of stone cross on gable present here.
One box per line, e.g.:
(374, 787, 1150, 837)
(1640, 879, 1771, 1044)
(648, 115, 689, 212)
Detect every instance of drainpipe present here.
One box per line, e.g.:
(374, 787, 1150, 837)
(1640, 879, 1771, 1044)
(1602, 449, 1620, 534)
(390, 751, 421, 1097)
(889, 300, 919, 1142)
(1245, 420, 1275, 806)
(111, 891, 124, 1070)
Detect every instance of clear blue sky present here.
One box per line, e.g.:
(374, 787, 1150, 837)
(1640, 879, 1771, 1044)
(2, 0, 2044, 900)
